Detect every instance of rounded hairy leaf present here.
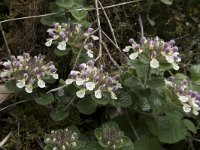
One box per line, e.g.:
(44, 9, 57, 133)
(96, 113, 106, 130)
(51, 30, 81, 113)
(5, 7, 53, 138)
(77, 98, 97, 114)
(183, 119, 197, 134)
(35, 93, 54, 105)
(50, 105, 69, 121)
(160, 0, 173, 5)
(71, 10, 87, 20)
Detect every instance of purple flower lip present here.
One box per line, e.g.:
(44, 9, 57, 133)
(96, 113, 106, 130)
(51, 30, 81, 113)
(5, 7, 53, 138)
(129, 38, 135, 44)
(107, 77, 112, 83)
(173, 46, 179, 52)
(178, 88, 184, 94)
(60, 32, 67, 39)
(169, 40, 175, 45)
(94, 75, 100, 82)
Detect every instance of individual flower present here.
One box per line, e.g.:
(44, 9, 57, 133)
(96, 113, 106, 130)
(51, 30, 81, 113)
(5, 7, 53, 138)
(123, 36, 181, 70)
(165, 78, 200, 115)
(65, 60, 122, 99)
(1, 53, 58, 93)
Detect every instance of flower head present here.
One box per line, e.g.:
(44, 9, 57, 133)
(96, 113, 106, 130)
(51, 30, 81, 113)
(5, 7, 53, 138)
(65, 60, 122, 99)
(1, 53, 58, 93)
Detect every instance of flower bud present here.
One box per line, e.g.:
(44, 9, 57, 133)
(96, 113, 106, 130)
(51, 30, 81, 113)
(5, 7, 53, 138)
(165, 47, 171, 53)
(87, 42, 94, 49)
(141, 37, 147, 43)
(129, 38, 135, 44)
(134, 44, 140, 50)
(23, 53, 30, 59)
(191, 91, 198, 97)
(79, 63, 86, 71)
(10, 55, 16, 61)
(87, 28, 94, 34)
(169, 39, 175, 45)
(182, 79, 188, 85)
(87, 60, 94, 67)
(70, 70, 79, 78)
(173, 46, 179, 52)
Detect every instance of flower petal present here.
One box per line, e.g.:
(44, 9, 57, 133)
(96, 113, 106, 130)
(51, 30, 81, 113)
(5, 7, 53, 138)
(76, 78, 85, 86)
(65, 79, 75, 85)
(87, 50, 94, 58)
(76, 89, 85, 98)
(172, 63, 179, 70)
(166, 55, 174, 63)
(52, 73, 59, 79)
(95, 89, 102, 99)
(129, 52, 138, 60)
(183, 104, 191, 113)
(45, 38, 53, 47)
(150, 58, 159, 68)
(57, 41, 66, 50)
(25, 84, 33, 93)
(179, 96, 189, 102)
(37, 79, 46, 88)
(16, 79, 26, 88)
(123, 46, 131, 52)
(85, 82, 95, 91)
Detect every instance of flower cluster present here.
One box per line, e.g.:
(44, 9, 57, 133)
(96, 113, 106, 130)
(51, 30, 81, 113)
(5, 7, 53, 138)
(45, 22, 82, 50)
(165, 77, 200, 115)
(44, 127, 80, 150)
(45, 22, 98, 58)
(95, 122, 131, 149)
(65, 60, 122, 99)
(123, 36, 181, 70)
(0, 53, 58, 93)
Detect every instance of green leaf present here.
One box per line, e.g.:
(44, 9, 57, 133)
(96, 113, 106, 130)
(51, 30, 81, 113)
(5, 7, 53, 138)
(183, 119, 197, 134)
(175, 73, 188, 80)
(5, 80, 21, 93)
(190, 65, 200, 81)
(156, 112, 187, 143)
(91, 92, 111, 105)
(160, 0, 173, 5)
(71, 10, 87, 20)
(35, 93, 54, 105)
(54, 48, 69, 56)
(56, 0, 74, 8)
(190, 80, 200, 93)
(147, 77, 165, 89)
(146, 15, 155, 26)
(114, 92, 132, 107)
(50, 105, 69, 121)
(77, 98, 97, 114)
(40, 14, 66, 26)
(83, 142, 104, 150)
(135, 135, 162, 150)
